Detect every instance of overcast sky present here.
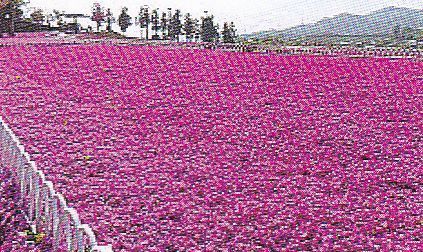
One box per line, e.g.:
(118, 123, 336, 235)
(26, 0, 422, 33)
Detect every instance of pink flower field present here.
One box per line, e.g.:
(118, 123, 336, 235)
(0, 44, 422, 251)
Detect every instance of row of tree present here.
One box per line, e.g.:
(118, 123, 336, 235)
(0, 0, 26, 36)
(1, 1, 238, 43)
(91, 4, 237, 43)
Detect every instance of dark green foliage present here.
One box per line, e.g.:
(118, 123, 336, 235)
(222, 21, 237, 43)
(139, 6, 150, 39)
(0, 0, 27, 36)
(118, 7, 132, 32)
(151, 9, 160, 38)
(222, 22, 231, 43)
(201, 15, 219, 42)
(168, 9, 182, 41)
(105, 8, 114, 32)
(91, 3, 105, 32)
(183, 13, 195, 42)
(30, 8, 44, 31)
(160, 12, 168, 39)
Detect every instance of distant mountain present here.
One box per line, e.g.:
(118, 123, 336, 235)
(243, 6, 423, 39)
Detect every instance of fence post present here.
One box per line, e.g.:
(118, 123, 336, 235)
(28, 163, 35, 222)
(0, 116, 112, 251)
(66, 207, 81, 251)
(54, 193, 67, 250)
(78, 224, 97, 251)
(63, 208, 73, 251)
(0, 125, 4, 167)
(30, 163, 41, 226)
(35, 170, 45, 226)
(44, 181, 55, 235)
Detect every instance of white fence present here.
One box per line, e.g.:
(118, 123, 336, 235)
(0, 117, 113, 252)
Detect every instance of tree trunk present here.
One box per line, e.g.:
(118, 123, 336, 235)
(107, 20, 111, 32)
(9, 12, 14, 36)
(0, 17, 3, 37)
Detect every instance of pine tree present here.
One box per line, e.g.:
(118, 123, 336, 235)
(118, 7, 132, 33)
(222, 21, 237, 43)
(201, 14, 218, 43)
(193, 18, 200, 42)
(169, 9, 182, 42)
(229, 22, 237, 42)
(139, 6, 150, 40)
(160, 12, 167, 39)
(0, 0, 26, 36)
(215, 23, 220, 42)
(183, 13, 195, 42)
(105, 8, 115, 32)
(30, 9, 44, 31)
(151, 9, 160, 39)
(166, 8, 172, 39)
(222, 22, 231, 43)
(91, 3, 105, 32)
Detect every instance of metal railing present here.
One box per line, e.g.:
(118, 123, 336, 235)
(0, 116, 113, 252)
